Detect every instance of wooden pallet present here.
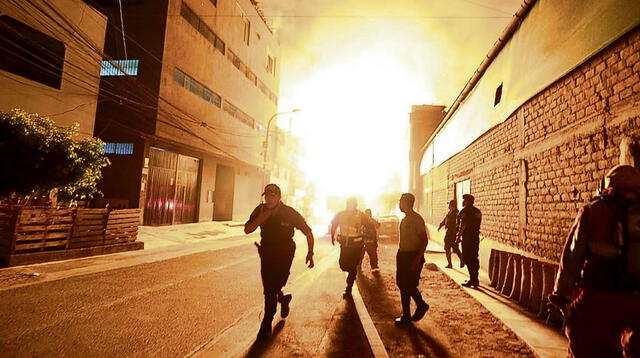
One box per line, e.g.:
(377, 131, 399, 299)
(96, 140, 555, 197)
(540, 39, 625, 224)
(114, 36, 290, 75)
(12, 208, 73, 253)
(0, 206, 19, 255)
(106, 209, 141, 244)
(69, 209, 108, 249)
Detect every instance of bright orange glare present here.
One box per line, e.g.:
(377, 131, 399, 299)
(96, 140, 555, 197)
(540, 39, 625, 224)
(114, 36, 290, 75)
(281, 21, 439, 213)
(267, 0, 521, 216)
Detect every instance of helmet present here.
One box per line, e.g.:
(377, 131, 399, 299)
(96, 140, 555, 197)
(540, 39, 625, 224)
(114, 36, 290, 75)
(605, 165, 640, 194)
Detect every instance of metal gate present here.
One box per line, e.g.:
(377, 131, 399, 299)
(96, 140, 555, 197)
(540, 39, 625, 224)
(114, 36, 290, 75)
(144, 147, 200, 226)
(174, 155, 200, 224)
(213, 164, 234, 221)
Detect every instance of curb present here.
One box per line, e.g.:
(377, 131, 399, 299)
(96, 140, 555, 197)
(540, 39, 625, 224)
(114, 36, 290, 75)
(352, 284, 390, 358)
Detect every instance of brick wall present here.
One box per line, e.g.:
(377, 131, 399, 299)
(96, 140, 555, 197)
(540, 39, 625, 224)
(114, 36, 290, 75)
(421, 26, 640, 262)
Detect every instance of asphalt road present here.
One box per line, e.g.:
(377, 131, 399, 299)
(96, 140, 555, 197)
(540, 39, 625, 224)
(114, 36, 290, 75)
(0, 233, 371, 357)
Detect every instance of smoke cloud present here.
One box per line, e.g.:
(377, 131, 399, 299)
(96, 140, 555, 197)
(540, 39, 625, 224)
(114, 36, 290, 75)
(260, 0, 522, 206)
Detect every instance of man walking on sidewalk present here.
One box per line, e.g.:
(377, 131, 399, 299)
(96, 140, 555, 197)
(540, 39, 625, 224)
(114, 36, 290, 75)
(549, 165, 640, 358)
(245, 184, 315, 339)
(456, 194, 482, 288)
(395, 193, 430, 325)
(362, 208, 381, 272)
(438, 200, 464, 269)
(331, 197, 367, 298)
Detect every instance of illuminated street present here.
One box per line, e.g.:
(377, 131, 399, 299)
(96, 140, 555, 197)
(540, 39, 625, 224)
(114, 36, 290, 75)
(0, 230, 374, 357)
(2, 0, 640, 357)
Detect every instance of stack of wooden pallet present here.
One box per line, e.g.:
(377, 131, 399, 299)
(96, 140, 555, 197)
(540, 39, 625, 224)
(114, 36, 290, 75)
(0, 206, 143, 266)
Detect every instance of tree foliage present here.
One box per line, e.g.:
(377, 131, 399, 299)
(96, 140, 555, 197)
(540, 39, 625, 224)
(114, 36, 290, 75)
(0, 109, 110, 200)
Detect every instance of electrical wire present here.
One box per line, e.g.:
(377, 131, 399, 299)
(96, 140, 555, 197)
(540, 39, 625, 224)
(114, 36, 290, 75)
(3, 0, 268, 144)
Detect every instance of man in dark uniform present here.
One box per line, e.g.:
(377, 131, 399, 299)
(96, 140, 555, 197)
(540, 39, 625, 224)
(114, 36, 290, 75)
(549, 165, 640, 358)
(395, 193, 430, 325)
(331, 197, 367, 298)
(438, 200, 464, 268)
(244, 184, 315, 339)
(362, 208, 381, 272)
(456, 194, 482, 288)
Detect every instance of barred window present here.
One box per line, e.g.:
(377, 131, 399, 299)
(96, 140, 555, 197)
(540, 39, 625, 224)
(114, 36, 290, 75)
(180, 3, 199, 29)
(104, 142, 134, 155)
(214, 36, 225, 54)
(101, 59, 139, 76)
(174, 67, 221, 108)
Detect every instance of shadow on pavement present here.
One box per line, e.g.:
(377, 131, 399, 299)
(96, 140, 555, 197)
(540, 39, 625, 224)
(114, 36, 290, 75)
(399, 324, 453, 358)
(244, 320, 285, 358)
(323, 296, 372, 358)
(358, 269, 455, 357)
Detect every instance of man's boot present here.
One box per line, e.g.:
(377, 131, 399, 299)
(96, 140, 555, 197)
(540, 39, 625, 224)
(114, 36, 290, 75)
(394, 315, 412, 325)
(412, 301, 430, 321)
(278, 293, 292, 318)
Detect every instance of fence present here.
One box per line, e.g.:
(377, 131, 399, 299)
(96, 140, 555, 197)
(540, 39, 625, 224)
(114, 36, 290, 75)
(0, 206, 143, 266)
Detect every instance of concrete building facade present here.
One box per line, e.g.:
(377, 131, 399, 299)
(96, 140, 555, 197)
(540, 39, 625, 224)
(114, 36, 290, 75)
(408, 105, 446, 213)
(418, 0, 640, 267)
(0, 0, 107, 138)
(89, 0, 282, 224)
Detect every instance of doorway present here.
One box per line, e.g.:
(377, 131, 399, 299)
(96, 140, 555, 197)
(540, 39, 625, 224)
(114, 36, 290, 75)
(213, 164, 235, 221)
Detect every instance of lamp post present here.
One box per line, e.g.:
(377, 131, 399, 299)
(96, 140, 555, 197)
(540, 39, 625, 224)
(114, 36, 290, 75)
(262, 109, 301, 171)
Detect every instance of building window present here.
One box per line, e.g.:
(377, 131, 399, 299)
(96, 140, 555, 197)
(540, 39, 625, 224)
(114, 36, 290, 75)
(181, 2, 224, 55)
(266, 56, 275, 74)
(223, 99, 259, 129)
(104, 142, 134, 155)
(494, 83, 503, 106)
(237, 3, 251, 45)
(0, 15, 65, 89)
(214, 37, 226, 54)
(242, 18, 251, 45)
(180, 2, 200, 29)
(173, 67, 221, 107)
(100, 59, 139, 76)
(455, 179, 471, 211)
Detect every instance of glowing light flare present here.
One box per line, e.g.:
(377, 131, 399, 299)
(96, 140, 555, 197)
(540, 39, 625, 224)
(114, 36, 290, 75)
(284, 23, 438, 202)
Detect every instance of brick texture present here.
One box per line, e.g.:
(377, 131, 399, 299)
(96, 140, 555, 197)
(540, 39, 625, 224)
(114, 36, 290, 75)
(421, 26, 640, 261)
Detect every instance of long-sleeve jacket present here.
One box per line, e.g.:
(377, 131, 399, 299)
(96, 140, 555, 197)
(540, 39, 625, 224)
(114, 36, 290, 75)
(456, 205, 482, 241)
(439, 209, 458, 231)
(554, 195, 629, 298)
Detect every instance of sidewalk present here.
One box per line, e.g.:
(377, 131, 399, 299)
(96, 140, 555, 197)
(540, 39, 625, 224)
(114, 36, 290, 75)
(425, 225, 567, 358)
(0, 221, 252, 291)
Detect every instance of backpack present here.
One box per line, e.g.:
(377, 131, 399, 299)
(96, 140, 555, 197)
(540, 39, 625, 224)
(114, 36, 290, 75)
(624, 200, 640, 288)
(606, 196, 640, 290)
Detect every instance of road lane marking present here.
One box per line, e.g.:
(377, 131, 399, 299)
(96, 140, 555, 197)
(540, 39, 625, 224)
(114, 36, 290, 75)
(187, 247, 339, 358)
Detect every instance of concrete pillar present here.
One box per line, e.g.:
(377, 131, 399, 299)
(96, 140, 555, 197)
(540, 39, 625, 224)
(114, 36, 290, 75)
(518, 159, 528, 246)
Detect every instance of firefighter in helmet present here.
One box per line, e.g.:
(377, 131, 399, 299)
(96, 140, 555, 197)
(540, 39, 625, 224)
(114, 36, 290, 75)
(549, 165, 640, 358)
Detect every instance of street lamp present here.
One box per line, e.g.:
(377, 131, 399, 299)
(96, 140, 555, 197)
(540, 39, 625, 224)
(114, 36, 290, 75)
(262, 109, 301, 170)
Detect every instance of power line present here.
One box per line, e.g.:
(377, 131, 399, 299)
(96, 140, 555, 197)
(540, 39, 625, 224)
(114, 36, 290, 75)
(5, 0, 269, 141)
(117, 0, 128, 59)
